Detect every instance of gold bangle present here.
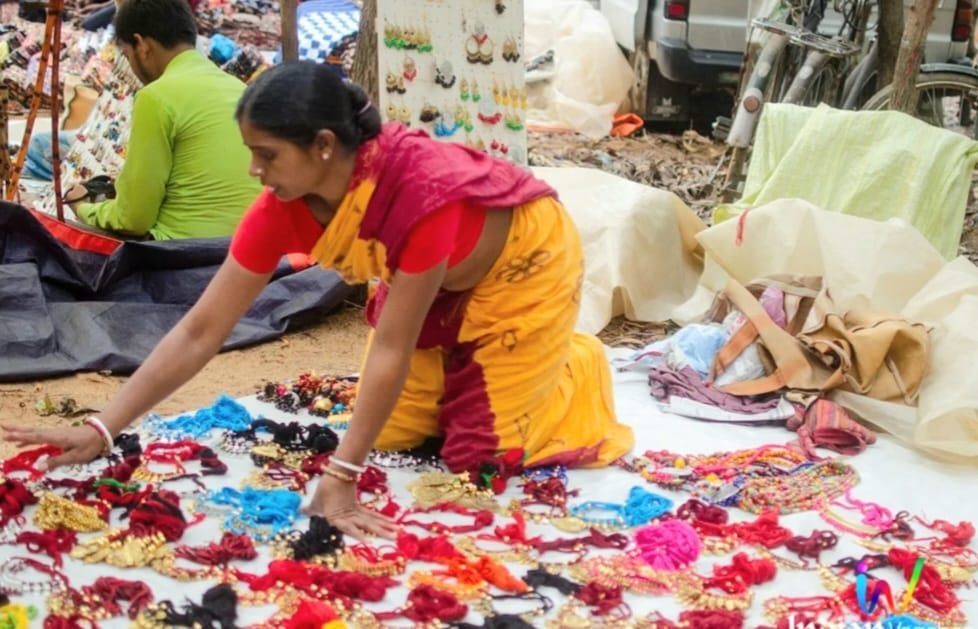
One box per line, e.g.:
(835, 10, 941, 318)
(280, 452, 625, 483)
(321, 466, 356, 483)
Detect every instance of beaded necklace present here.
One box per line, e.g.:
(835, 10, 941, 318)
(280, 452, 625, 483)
(567, 486, 673, 530)
(0, 557, 68, 595)
(142, 394, 253, 440)
(194, 486, 300, 542)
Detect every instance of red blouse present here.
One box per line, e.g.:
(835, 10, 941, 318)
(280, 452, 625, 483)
(230, 190, 487, 274)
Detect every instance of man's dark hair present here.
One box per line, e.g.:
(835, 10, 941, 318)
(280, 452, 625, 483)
(114, 0, 197, 48)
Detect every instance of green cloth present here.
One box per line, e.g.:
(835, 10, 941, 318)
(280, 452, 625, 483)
(714, 103, 978, 259)
(76, 50, 262, 240)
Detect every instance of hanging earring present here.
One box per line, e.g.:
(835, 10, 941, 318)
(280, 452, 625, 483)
(403, 55, 417, 82)
(434, 111, 458, 138)
(383, 19, 397, 48)
(322, 150, 332, 160)
(465, 36, 480, 64)
(459, 78, 470, 101)
(402, 25, 417, 50)
(418, 23, 433, 53)
(385, 70, 399, 93)
(435, 60, 455, 88)
(398, 104, 412, 126)
(419, 102, 440, 123)
(502, 36, 518, 62)
(385, 102, 398, 122)
(493, 80, 503, 105)
(396, 75, 406, 94)
(471, 79, 481, 103)
(505, 109, 523, 131)
(479, 38, 494, 65)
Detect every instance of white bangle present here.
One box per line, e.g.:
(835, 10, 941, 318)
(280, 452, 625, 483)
(84, 415, 114, 455)
(330, 456, 367, 474)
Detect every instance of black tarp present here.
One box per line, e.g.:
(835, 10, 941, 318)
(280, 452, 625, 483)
(0, 202, 353, 381)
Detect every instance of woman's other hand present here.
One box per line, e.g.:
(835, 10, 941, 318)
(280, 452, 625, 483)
(0, 423, 105, 470)
(301, 472, 399, 543)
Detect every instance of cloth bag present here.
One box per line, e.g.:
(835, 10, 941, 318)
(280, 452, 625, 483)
(708, 276, 931, 405)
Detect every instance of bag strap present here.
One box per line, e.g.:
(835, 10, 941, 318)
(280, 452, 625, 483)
(710, 278, 818, 396)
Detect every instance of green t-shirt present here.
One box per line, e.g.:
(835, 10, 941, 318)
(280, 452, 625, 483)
(76, 49, 262, 240)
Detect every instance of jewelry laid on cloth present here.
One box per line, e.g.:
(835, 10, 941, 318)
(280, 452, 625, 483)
(0, 556, 68, 595)
(32, 493, 107, 533)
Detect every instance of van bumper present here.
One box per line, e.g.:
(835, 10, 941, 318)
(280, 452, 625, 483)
(656, 37, 743, 86)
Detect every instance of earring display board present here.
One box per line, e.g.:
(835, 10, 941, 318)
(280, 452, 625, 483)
(375, 0, 528, 166)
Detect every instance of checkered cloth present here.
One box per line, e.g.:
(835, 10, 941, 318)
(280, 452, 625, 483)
(276, 0, 360, 63)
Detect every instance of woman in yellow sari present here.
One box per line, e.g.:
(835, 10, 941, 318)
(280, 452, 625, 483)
(2, 61, 633, 540)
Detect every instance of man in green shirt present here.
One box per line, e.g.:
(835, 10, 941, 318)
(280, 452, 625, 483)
(64, 0, 262, 240)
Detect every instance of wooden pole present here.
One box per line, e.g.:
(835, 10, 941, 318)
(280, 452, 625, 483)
(281, 0, 299, 62)
(0, 86, 9, 199)
(50, 0, 65, 221)
(351, 0, 378, 103)
(5, 0, 65, 205)
(888, 0, 940, 113)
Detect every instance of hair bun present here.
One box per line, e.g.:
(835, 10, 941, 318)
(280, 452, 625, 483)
(344, 81, 382, 142)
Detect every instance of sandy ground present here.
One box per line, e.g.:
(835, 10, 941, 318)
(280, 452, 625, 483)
(0, 306, 370, 458)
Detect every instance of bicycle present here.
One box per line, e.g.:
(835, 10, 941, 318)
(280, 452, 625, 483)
(861, 63, 978, 138)
(717, 0, 880, 202)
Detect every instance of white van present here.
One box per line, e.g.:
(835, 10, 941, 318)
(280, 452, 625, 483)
(601, 0, 974, 126)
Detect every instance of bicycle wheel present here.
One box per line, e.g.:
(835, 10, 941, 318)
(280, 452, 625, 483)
(861, 68, 978, 139)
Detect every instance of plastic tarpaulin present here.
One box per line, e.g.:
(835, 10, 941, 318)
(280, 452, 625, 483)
(0, 202, 353, 381)
(674, 199, 978, 463)
(532, 166, 707, 333)
(715, 103, 978, 259)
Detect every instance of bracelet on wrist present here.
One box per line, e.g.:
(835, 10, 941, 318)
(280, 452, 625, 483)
(330, 456, 367, 475)
(321, 465, 357, 483)
(83, 416, 114, 456)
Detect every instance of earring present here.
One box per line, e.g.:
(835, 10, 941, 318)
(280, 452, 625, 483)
(471, 80, 481, 103)
(322, 152, 331, 160)
(502, 37, 516, 62)
(403, 55, 417, 82)
(459, 78, 470, 101)
(465, 36, 480, 64)
(418, 24, 433, 53)
(385, 70, 399, 93)
(419, 102, 440, 123)
(398, 105, 412, 126)
(435, 60, 455, 88)
(479, 38, 494, 65)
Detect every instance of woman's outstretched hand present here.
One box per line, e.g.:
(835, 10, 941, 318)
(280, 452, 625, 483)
(301, 473, 400, 543)
(0, 423, 104, 470)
